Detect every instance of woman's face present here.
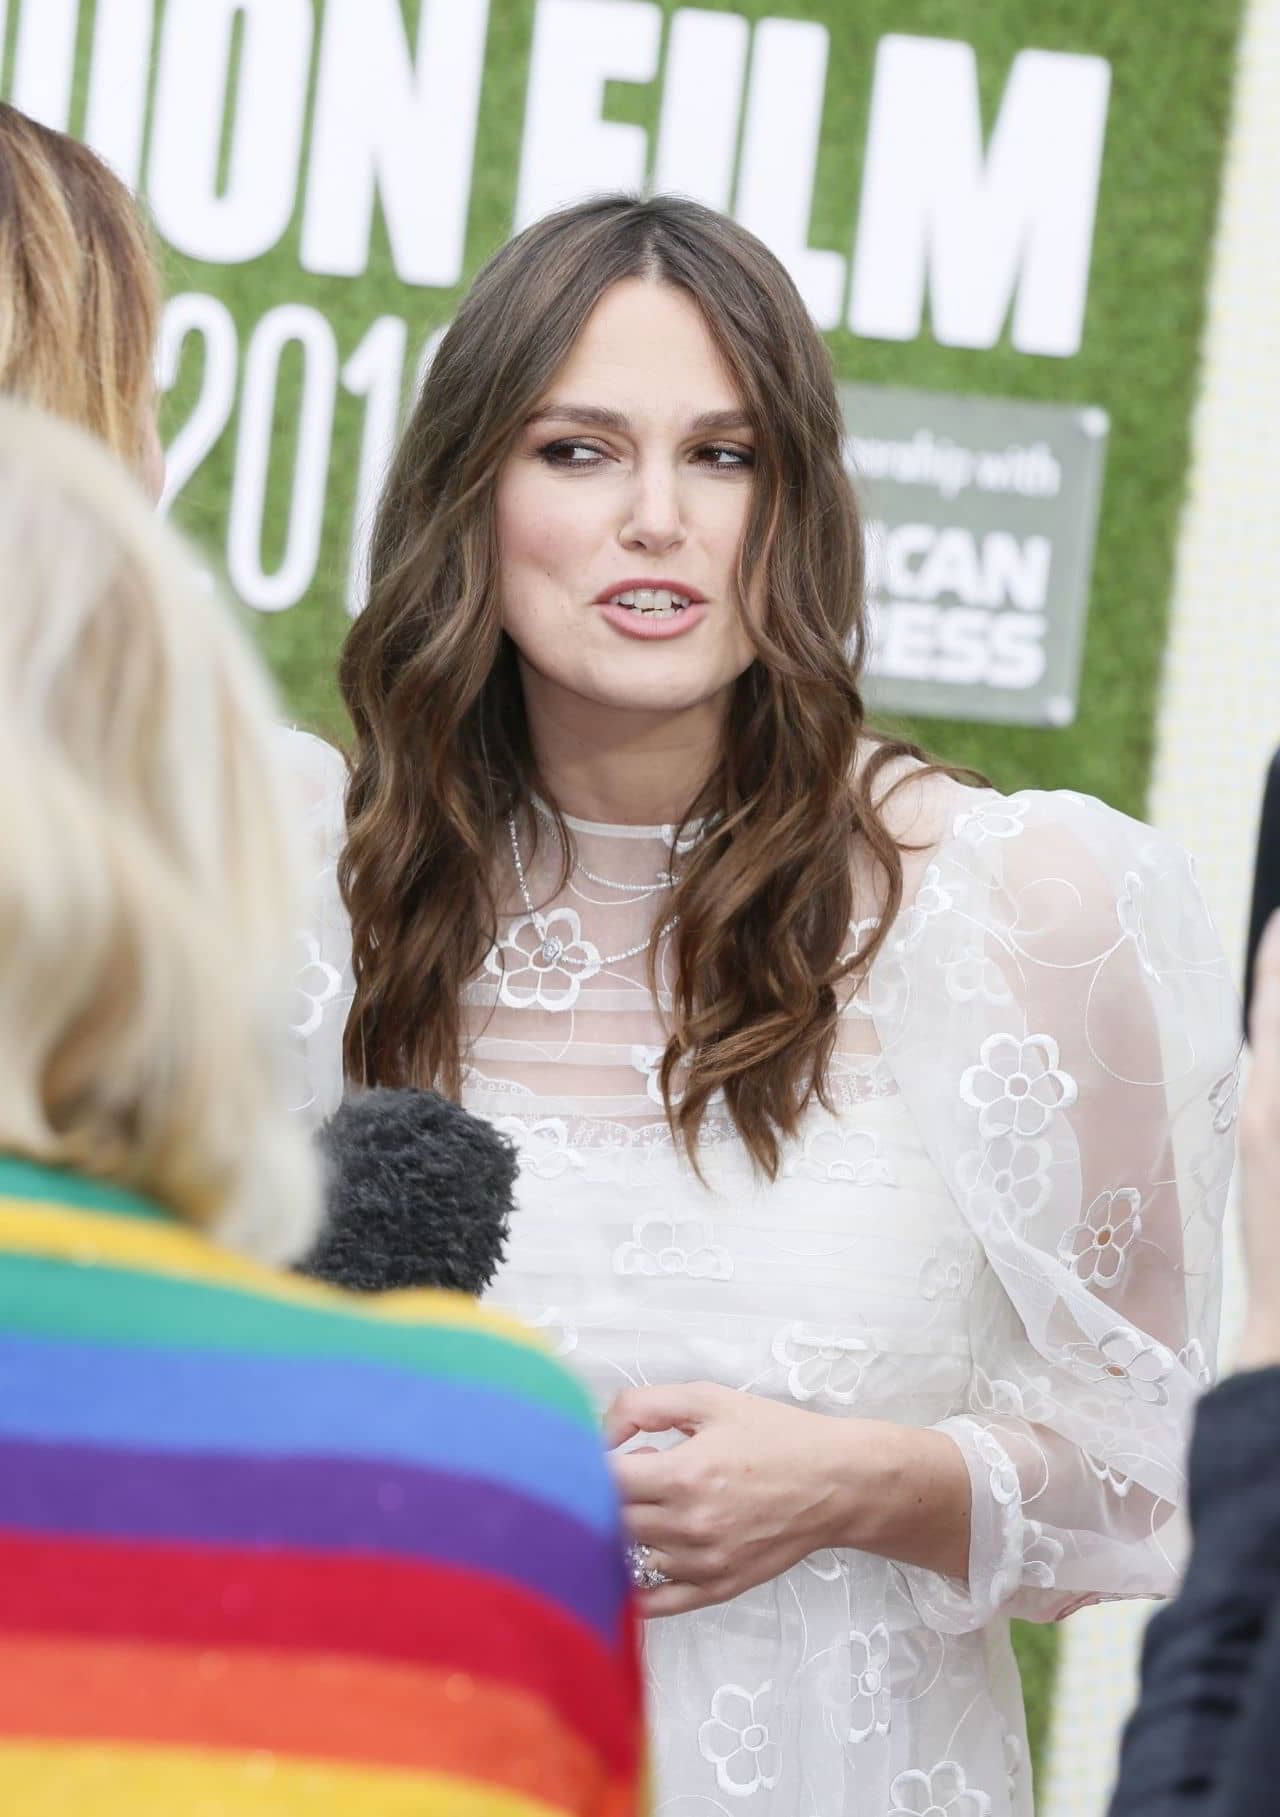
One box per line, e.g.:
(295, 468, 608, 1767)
(495, 278, 759, 733)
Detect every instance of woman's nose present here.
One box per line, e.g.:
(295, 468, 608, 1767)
(619, 463, 686, 554)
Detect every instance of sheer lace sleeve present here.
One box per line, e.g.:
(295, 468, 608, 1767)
(272, 726, 352, 1124)
(870, 789, 1238, 1631)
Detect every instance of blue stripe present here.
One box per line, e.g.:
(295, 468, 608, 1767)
(0, 1333, 615, 1533)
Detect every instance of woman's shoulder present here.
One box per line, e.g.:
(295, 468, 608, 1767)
(858, 742, 1186, 881)
(942, 783, 1196, 896)
(853, 751, 1208, 967)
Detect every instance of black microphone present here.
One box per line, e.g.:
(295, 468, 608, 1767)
(298, 1087, 516, 1295)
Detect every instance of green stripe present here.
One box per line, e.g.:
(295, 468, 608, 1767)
(0, 1251, 594, 1428)
(0, 1155, 169, 1222)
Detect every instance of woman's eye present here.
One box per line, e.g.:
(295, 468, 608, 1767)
(538, 439, 606, 468)
(697, 444, 755, 471)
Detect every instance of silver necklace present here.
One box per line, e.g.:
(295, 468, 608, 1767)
(531, 799, 672, 894)
(506, 812, 678, 967)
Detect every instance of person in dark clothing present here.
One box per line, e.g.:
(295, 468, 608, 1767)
(1108, 913, 1280, 1817)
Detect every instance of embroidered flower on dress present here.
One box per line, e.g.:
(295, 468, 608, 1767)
(1020, 1519, 1064, 1588)
(1084, 1451, 1134, 1498)
(960, 1033, 1077, 1140)
(659, 821, 708, 858)
(969, 1367, 1054, 1426)
(841, 915, 909, 1022)
(1178, 1338, 1213, 1388)
(630, 1044, 668, 1108)
(614, 1215, 732, 1280)
(801, 1550, 845, 1582)
(841, 914, 879, 967)
(630, 1043, 693, 1110)
(792, 1124, 894, 1187)
(956, 1135, 1052, 1230)
(943, 947, 1012, 1006)
(1003, 1731, 1024, 1802)
(697, 1683, 782, 1797)
(952, 799, 1029, 845)
(888, 1760, 993, 1817)
(526, 1307, 578, 1358)
(845, 1624, 891, 1743)
(919, 1237, 980, 1302)
(292, 930, 342, 1038)
(972, 1427, 1020, 1507)
(895, 865, 956, 954)
(485, 907, 601, 1010)
(772, 1324, 869, 1404)
(1058, 1189, 1143, 1290)
(1064, 1327, 1174, 1406)
(1209, 1065, 1240, 1135)
(1116, 872, 1160, 980)
(490, 1115, 584, 1182)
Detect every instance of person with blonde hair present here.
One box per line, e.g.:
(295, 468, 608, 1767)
(0, 401, 645, 1815)
(0, 101, 164, 492)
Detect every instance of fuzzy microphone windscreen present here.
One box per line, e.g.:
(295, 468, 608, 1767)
(298, 1087, 516, 1296)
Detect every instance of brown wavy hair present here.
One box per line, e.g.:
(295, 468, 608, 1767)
(0, 102, 161, 469)
(340, 194, 971, 1177)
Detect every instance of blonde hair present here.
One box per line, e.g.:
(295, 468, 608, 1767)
(0, 102, 161, 470)
(0, 399, 319, 1263)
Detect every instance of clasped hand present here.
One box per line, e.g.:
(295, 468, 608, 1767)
(605, 1380, 868, 1618)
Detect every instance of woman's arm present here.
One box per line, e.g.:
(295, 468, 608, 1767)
(611, 791, 1238, 1623)
(868, 790, 1239, 1637)
(607, 1385, 972, 1618)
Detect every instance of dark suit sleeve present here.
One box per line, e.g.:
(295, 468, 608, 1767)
(1108, 1368, 1280, 1817)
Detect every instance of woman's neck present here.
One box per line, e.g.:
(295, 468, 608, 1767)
(523, 685, 725, 827)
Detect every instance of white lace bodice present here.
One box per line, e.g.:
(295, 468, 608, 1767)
(279, 728, 1238, 1817)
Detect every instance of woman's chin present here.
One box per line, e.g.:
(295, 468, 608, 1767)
(584, 676, 736, 720)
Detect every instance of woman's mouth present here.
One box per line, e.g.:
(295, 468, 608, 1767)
(592, 588, 709, 639)
(594, 586, 709, 641)
(606, 586, 694, 619)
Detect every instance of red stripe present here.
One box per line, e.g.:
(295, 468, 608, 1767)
(0, 1529, 638, 1775)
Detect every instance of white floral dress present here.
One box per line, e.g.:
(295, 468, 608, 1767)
(279, 729, 1238, 1817)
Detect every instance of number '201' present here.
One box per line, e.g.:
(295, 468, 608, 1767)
(158, 293, 445, 617)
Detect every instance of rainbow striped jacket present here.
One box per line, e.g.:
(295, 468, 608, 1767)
(0, 1156, 644, 1815)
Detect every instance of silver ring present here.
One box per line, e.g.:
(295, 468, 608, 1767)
(627, 1541, 672, 1589)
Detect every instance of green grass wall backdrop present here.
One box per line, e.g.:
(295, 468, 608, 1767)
(1, 0, 1245, 1776)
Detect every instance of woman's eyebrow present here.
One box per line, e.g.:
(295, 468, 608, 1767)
(525, 403, 753, 434)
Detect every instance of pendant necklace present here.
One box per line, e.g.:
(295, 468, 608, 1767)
(506, 812, 679, 967)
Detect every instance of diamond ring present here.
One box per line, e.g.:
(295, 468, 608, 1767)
(627, 1541, 673, 1590)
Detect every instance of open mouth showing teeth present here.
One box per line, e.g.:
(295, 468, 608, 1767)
(607, 588, 693, 618)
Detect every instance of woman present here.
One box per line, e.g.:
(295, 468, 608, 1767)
(0, 100, 165, 493)
(289, 194, 1238, 1814)
(0, 167, 643, 1817)
(0, 98, 336, 1116)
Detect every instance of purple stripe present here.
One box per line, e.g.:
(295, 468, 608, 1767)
(0, 1437, 625, 1643)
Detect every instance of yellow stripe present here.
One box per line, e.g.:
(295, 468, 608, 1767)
(0, 1199, 537, 1345)
(0, 1741, 570, 1816)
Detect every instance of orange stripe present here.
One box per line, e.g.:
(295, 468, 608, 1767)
(0, 1634, 612, 1811)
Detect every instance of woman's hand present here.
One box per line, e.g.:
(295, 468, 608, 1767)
(1239, 911, 1280, 1370)
(605, 1381, 970, 1617)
